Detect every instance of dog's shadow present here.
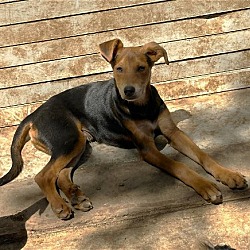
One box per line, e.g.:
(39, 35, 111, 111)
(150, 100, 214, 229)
(0, 198, 48, 250)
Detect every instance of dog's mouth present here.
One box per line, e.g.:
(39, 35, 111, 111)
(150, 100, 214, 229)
(122, 91, 149, 106)
(122, 92, 142, 102)
(124, 94, 139, 101)
(120, 86, 145, 102)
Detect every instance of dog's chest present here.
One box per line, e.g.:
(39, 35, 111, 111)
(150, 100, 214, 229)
(84, 114, 134, 149)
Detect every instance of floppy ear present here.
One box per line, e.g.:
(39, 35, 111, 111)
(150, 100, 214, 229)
(142, 42, 169, 65)
(99, 38, 123, 63)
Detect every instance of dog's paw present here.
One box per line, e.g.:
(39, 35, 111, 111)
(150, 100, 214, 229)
(72, 195, 93, 212)
(70, 186, 93, 212)
(196, 180, 223, 205)
(215, 170, 248, 190)
(51, 202, 73, 220)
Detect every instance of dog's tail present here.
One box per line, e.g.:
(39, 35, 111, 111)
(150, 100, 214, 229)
(0, 116, 32, 186)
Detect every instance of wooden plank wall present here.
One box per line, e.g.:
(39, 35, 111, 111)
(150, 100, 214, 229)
(0, 0, 249, 173)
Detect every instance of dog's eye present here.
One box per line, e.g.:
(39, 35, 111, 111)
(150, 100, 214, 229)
(138, 66, 145, 72)
(116, 67, 123, 72)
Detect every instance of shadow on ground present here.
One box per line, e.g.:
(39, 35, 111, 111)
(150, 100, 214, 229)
(0, 198, 48, 250)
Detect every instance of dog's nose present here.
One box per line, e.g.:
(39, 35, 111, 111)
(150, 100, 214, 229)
(124, 86, 135, 97)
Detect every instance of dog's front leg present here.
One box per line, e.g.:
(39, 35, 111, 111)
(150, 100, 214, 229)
(124, 120, 223, 204)
(158, 109, 247, 190)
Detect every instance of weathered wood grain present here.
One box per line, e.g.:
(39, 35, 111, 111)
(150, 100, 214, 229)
(0, 1, 249, 136)
(1, 68, 249, 127)
(1, 51, 249, 108)
(156, 68, 250, 100)
(0, 0, 25, 4)
(0, 73, 113, 108)
(153, 51, 250, 83)
(168, 29, 250, 60)
(0, 30, 249, 90)
(0, 0, 161, 26)
(1, 1, 249, 47)
(1, 9, 249, 69)
(0, 102, 42, 127)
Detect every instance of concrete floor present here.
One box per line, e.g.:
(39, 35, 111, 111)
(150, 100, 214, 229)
(0, 88, 250, 250)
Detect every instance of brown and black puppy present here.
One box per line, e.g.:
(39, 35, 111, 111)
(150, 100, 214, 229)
(0, 39, 247, 220)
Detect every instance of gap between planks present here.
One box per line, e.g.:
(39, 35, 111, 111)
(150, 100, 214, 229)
(0, 2, 249, 47)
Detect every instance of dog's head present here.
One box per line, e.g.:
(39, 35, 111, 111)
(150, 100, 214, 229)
(99, 39, 169, 105)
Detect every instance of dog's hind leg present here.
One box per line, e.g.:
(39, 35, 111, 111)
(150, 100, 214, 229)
(57, 142, 93, 212)
(34, 130, 87, 220)
(57, 168, 93, 212)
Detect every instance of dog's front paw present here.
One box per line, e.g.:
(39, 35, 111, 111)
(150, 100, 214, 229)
(195, 180, 223, 205)
(216, 169, 248, 190)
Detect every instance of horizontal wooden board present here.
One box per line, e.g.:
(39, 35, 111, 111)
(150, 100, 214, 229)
(168, 29, 250, 60)
(0, 0, 25, 4)
(0, 102, 42, 127)
(1, 68, 249, 127)
(0, 30, 249, 90)
(156, 68, 250, 100)
(1, 9, 249, 69)
(1, 1, 249, 47)
(0, 73, 113, 108)
(0, 0, 161, 26)
(1, 50, 249, 108)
